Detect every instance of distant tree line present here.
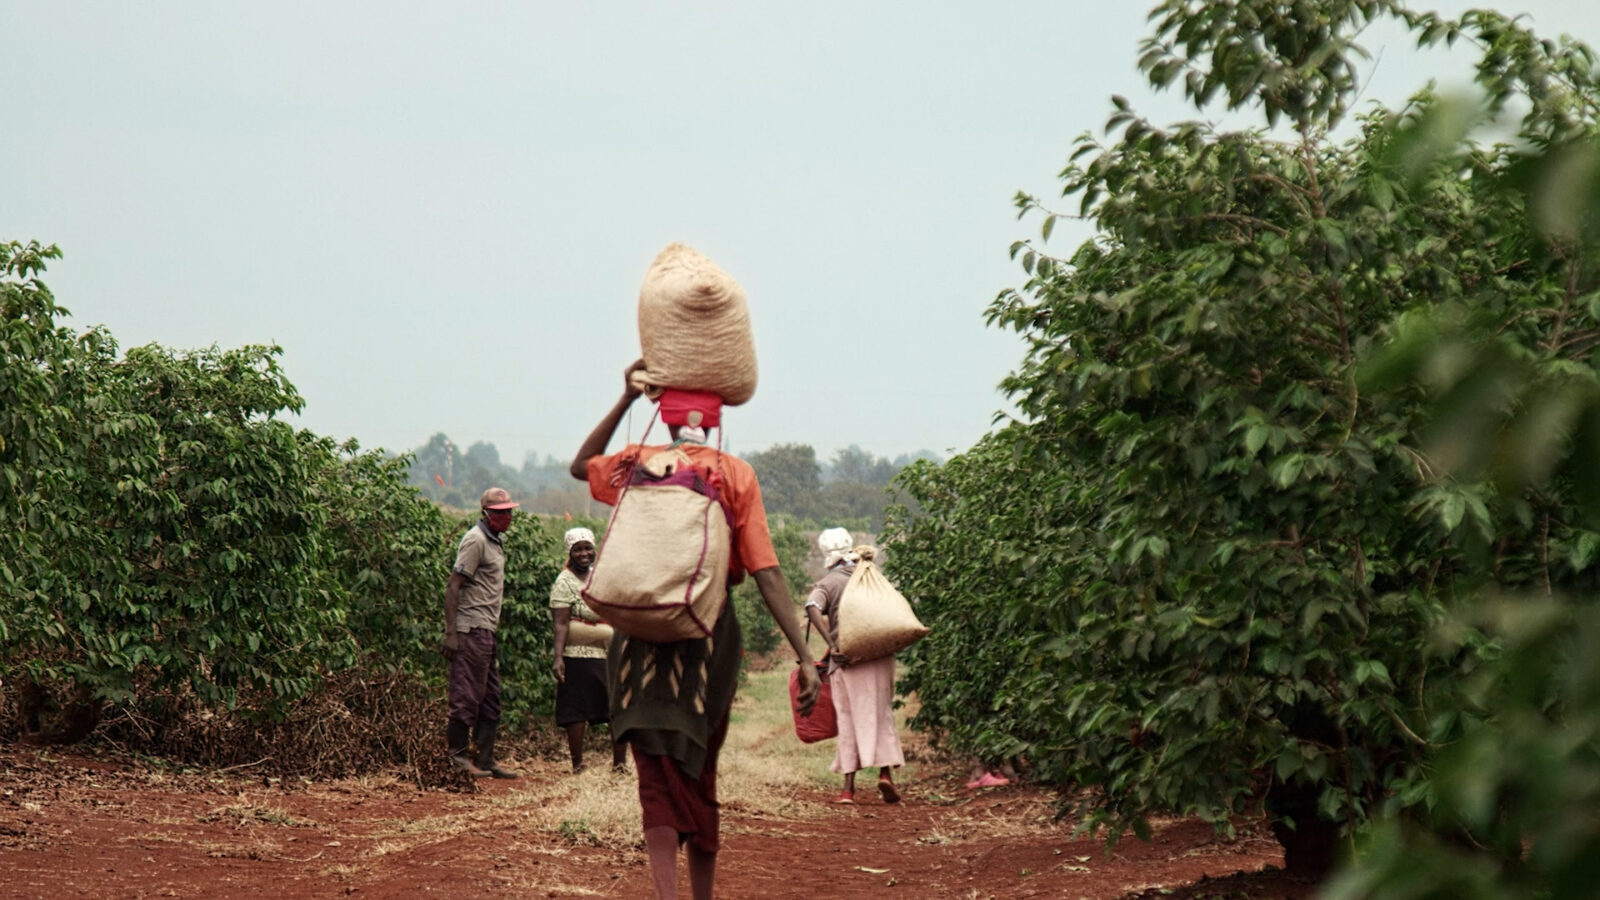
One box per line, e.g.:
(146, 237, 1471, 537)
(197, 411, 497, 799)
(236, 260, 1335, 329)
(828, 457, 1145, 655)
(743, 443, 941, 531)
(404, 433, 939, 530)
(404, 433, 597, 516)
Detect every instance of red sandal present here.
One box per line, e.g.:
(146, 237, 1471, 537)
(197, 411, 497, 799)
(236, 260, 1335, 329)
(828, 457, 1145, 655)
(832, 791, 855, 804)
(878, 777, 900, 804)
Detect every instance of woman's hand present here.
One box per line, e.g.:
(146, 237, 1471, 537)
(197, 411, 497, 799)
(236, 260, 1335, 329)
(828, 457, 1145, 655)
(795, 661, 821, 716)
(552, 656, 566, 684)
(623, 358, 647, 400)
(830, 645, 850, 668)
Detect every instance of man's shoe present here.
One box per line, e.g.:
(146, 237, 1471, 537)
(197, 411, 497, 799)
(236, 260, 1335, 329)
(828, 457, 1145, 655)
(447, 720, 488, 776)
(471, 720, 515, 779)
(451, 753, 490, 777)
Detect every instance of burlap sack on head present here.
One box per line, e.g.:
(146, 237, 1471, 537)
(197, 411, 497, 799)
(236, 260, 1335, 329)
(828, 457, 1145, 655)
(630, 243, 758, 406)
(836, 553, 929, 663)
(582, 449, 732, 643)
(566, 618, 614, 650)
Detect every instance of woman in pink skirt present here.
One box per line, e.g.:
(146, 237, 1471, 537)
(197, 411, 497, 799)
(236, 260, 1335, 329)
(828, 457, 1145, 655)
(804, 528, 906, 804)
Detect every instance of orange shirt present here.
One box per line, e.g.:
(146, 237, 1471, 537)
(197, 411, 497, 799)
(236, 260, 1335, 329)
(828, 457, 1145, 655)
(586, 443, 779, 584)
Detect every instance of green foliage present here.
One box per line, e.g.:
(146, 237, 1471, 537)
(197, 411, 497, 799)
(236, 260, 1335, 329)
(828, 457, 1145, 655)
(1323, 602, 1600, 899)
(730, 518, 816, 658)
(405, 432, 600, 519)
(1, 240, 69, 649)
(746, 443, 824, 515)
(747, 442, 929, 530)
(1325, 20, 1600, 897)
(829, 444, 899, 486)
(884, 1, 1600, 884)
(1, 246, 560, 748)
(3, 269, 359, 717)
(314, 445, 452, 672)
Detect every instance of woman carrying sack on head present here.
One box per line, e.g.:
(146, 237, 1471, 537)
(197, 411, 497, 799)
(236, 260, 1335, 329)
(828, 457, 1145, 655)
(550, 526, 627, 773)
(570, 359, 821, 900)
(804, 528, 906, 805)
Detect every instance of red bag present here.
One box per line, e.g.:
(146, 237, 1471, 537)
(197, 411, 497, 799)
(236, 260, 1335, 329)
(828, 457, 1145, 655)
(790, 661, 836, 743)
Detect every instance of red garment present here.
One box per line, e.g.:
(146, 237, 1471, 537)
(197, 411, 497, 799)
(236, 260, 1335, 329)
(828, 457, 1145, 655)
(586, 443, 779, 583)
(632, 715, 729, 852)
(657, 388, 724, 428)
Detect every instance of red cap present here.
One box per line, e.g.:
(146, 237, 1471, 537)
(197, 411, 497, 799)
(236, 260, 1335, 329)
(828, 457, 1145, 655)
(658, 388, 723, 429)
(480, 487, 519, 510)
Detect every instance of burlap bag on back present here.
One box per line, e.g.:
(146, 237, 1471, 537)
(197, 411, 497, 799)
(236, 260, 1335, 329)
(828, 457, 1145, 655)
(836, 552, 929, 662)
(582, 449, 732, 643)
(629, 243, 758, 406)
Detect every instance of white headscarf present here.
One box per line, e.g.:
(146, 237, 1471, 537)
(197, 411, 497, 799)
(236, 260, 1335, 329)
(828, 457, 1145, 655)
(564, 527, 596, 553)
(817, 527, 858, 569)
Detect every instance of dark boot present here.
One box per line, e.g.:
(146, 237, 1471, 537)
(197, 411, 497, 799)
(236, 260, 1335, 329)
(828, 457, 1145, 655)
(448, 719, 489, 777)
(473, 720, 518, 779)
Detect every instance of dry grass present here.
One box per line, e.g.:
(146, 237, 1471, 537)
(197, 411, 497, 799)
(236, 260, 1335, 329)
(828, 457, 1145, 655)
(326, 667, 877, 855)
(489, 765, 645, 848)
(935, 795, 1064, 843)
(718, 667, 842, 816)
(196, 800, 307, 827)
(353, 667, 856, 851)
(516, 879, 605, 896)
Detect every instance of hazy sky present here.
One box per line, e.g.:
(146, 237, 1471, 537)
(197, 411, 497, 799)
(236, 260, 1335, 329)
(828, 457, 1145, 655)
(9, 2, 1600, 469)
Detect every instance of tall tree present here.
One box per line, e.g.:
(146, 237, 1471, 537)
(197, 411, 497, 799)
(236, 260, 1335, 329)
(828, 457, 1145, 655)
(745, 443, 823, 517)
(829, 444, 897, 486)
(886, 0, 1600, 881)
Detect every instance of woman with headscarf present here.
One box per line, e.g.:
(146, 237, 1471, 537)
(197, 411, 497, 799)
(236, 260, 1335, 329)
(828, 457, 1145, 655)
(804, 527, 906, 804)
(550, 526, 627, 773)
(570, 360, 821, 900)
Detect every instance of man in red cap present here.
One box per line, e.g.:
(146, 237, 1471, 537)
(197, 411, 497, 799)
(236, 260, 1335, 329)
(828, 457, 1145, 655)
(442, 486, 520, 778)
(571, 360, 820, 900)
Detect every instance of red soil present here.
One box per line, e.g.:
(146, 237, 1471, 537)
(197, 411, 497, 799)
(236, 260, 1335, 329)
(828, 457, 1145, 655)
(0, 745, 1314, 899)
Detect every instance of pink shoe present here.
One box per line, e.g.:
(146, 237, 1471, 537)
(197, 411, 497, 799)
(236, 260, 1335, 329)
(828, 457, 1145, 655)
(970, 772, 1010, 788)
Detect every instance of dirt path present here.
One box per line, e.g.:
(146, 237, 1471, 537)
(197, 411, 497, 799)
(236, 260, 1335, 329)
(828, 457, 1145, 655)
(0, 748, 1313, 899)
(0, 668, 1312, 899)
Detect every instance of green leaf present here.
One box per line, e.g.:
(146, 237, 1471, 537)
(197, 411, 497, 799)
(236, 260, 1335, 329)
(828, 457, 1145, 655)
(1245, 425, 1268, 457)
(1270, 454, 1305, 488)
(1440, 493, 1466, 532)
(1571, 531, 1600, 571)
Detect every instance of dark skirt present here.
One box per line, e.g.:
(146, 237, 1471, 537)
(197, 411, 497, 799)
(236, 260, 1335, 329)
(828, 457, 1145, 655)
(634, 714, 729, 853)
(555, 657, 611, 726)
(610, 600, 744, 853)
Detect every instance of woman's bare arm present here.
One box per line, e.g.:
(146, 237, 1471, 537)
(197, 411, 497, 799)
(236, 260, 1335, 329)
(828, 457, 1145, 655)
(570, 359, 647, 480)
(753, 567, 820, 713)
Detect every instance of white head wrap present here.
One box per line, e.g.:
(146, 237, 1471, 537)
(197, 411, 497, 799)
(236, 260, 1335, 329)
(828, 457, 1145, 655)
(564, 527, 596, 553)
(817, 527, 858, 569)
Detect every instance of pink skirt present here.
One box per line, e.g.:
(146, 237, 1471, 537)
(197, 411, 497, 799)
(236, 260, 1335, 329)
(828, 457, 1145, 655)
(830, 656, 905, 774)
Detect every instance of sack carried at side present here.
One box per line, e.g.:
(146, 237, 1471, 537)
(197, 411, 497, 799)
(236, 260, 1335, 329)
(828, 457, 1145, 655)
(582, 448, 732, 643)
(836, 556, 928, 663)
(566, 617, 615, 650)
(629, 243, 758, 406)
(790, 661, 836, 744)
